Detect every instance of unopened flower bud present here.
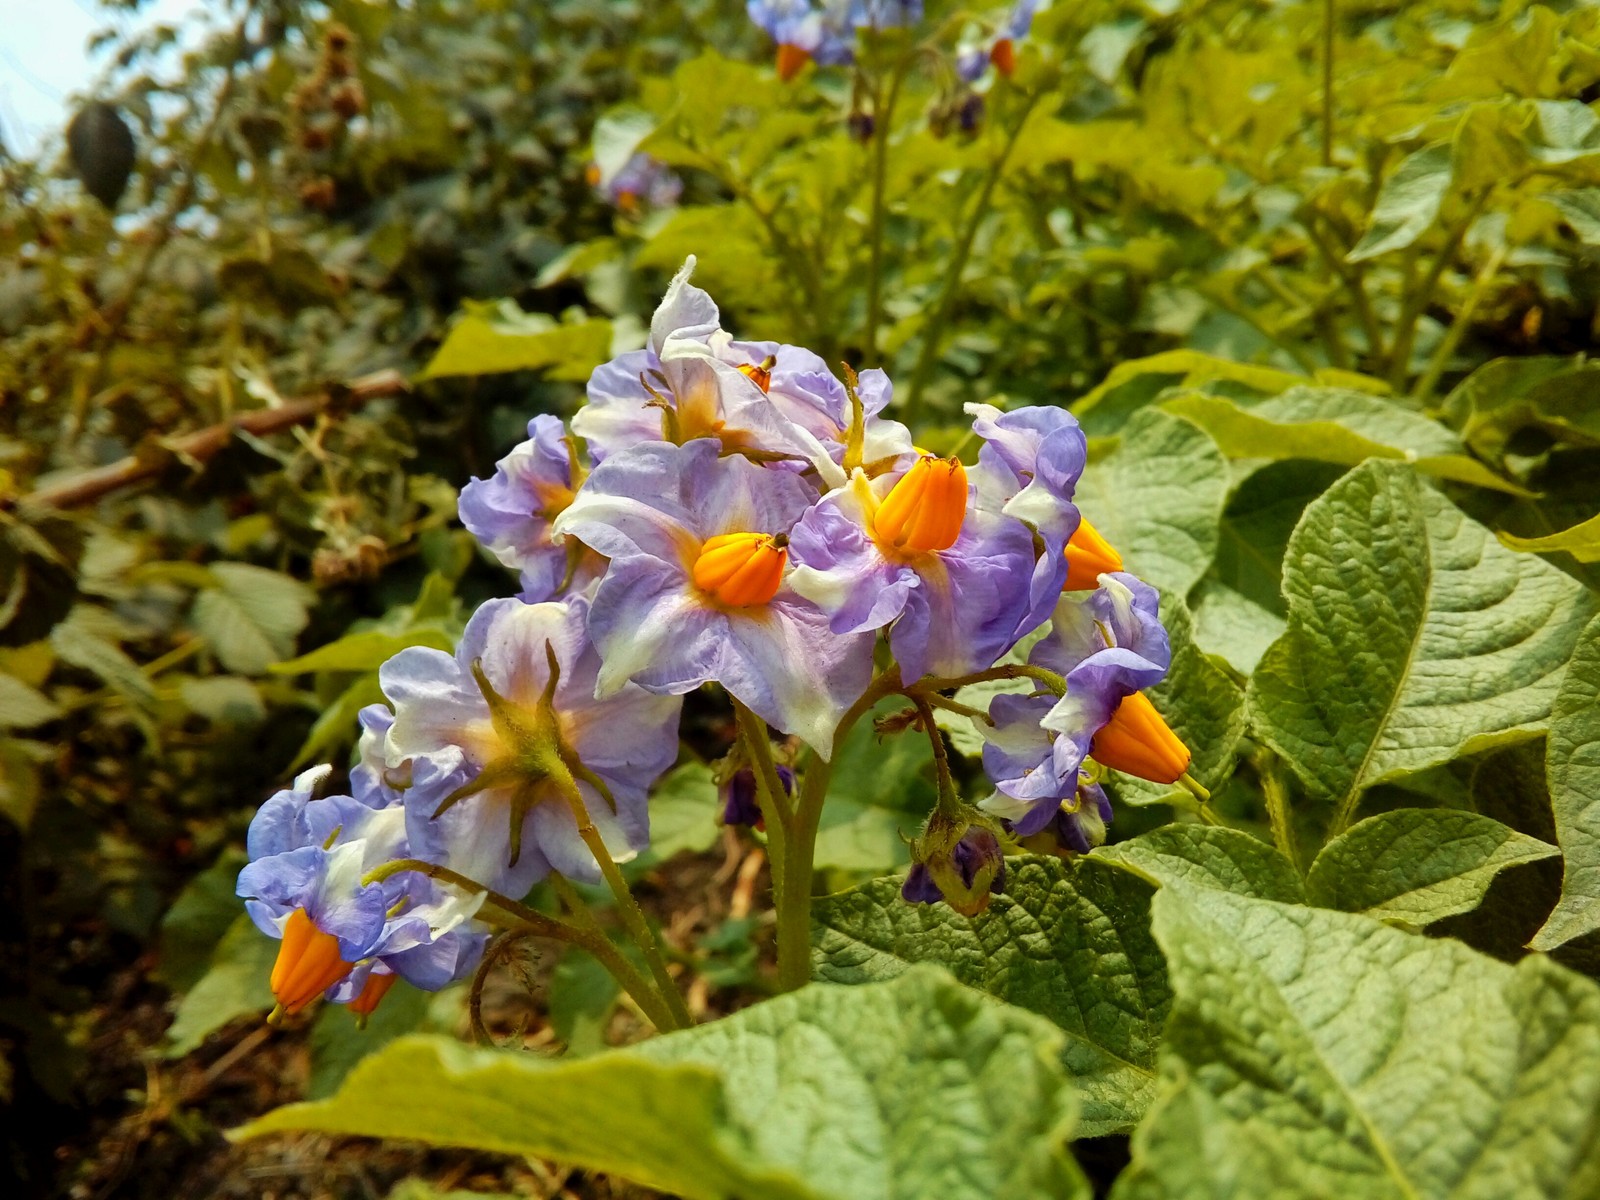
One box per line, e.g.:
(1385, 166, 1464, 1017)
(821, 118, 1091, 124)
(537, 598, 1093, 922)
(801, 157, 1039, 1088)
(904, 823, 1006, 917)
(720, 764, 795, 829)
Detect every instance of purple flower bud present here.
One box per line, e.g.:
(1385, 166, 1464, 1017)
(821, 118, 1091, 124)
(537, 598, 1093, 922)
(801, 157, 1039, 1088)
(720, 764, 796, 829)
(903, 826, 1006, 915)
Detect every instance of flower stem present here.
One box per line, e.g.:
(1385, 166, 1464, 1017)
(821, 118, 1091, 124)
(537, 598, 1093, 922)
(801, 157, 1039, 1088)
(561, 784, 694, 1030)
(366, 858, 680, 1031)
(916, 663, 1067, 696)
(771, 669, 903, 992)
(911, 694, 963, 819)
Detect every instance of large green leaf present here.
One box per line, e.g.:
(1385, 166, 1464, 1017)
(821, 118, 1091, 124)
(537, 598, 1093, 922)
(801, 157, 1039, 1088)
(1074, 407, 1229, 600)
(811, 857, 1166, 1137)
(165, 914, 277, 1057)
(1347, 141, 1453, 261)
(237, 968, 1089, 1200)
(1248, 461, 1595, 833)
(1500, 512, 1600, 563)
(419, 300, 612, 382)
(1306, 808, 1558, 926)
(1113, 885, 1600, 1200)
(1163, 388, 1527, 494)
(193, 563, 313, 676)
(1091, 825, 1305, 903)
(1531, 612, 1600, 951)
(1441, 356, 1600, 466)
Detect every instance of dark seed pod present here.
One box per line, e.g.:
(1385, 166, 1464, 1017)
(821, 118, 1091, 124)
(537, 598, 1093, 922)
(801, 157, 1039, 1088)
(67, 102, 136, 209)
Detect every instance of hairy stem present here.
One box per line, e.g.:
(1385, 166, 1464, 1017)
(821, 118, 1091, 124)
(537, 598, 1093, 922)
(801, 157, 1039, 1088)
(1412, 242, 1507, 404)
(1386, 193, 1489, 390)
(1258, 754, 1302, 874)
(562, 784, 694, 1029)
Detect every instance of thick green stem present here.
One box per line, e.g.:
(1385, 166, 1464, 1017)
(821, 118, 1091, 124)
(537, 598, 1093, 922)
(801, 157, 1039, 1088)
(733, 698, 789, 915)
(561, 785, 694, 1029)
(904, 91, 1041, 422)
(1412, 242, 1507, 404)
(911, 695, 962, 819)
(1321, 0, 1336, 169)
(1386, 194, 1488, 390)
(772, 669, 903, 992)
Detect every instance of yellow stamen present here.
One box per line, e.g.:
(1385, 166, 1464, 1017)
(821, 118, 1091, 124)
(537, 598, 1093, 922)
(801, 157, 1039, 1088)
(347, 970, 398, 1022)
(1063, 517, 1123, 591)
(692, 532, 789, 607)
(269, 908, 353, 1015)
(1091, 691, 1191, 784)
(776, 43, 810, 81)
(737, 356, 776, 393)
(873, 455, 968, 553)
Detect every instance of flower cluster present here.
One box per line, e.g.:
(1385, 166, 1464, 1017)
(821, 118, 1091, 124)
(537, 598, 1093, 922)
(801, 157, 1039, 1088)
(747, 0, 1035, 88)
(585, 154, 682, 216)
(239, 256, 1191, 1018)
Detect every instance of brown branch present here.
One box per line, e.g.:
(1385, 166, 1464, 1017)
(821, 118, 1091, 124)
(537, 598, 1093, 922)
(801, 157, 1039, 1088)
(15, 369, 409, 512)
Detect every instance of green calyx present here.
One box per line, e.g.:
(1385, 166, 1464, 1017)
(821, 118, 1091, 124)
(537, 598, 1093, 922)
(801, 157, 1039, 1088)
(432, 642, 609, 867)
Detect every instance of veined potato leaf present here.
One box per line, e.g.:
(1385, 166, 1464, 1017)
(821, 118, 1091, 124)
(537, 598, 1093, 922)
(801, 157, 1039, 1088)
(0, 673, 61, 730)
(1074, 407, 1228, 600)
(1500, 512, 1600, 563)
(1113, 885, 1600, 1200)
(1531, 613, 1600, 951)
(811, 857, 1167, 1137)
(1164, 388, 1527, 494)
(193, 563, 312, 676)
(1091, 825, 1305, 903)
(237, 968, 1089, 1200)
(1306, 808, 1557, 926)
(419, 300, 612, 382)
(1347, 141, 1453, 261)
(1248, 461, 1595, 833)
(1191, 580, 1284, 675)
(165, 914, 277, 1057)
(271, 629, 454, 675)
(1441, 355, 1600, 466)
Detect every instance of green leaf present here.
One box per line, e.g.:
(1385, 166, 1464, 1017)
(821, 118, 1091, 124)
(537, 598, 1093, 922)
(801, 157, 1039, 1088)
(155, 848, 249, 991)
(50, 608, 155, 709)
(309, 983, 445, 1099)
(1164, 388, 1528, 494)
(271, 628, 455, 675)
(193, 564, 312, 676)
(0, 673, 60, 730)
(1531, 612, 1600, 951)
(1091, 825, 1305, 903)
(1546, 189, 1600, 244)
(814, 799, 914, 874)
(236, 968, 1089, 1200)
(1106, 593, 1244, 806)
(1441, 356, 1600, 466)
(1248, 461, 1595, 832)
(1191, 580, 1284, 676)
(1500, 512, 1600, 563)
(1347, 141, 1453, 261)
(633, 762, 722, 869)
(812, 858, 1166, 1137)
(548, 947, 621, 1057)
(419, 301, 612, 382)
(165, 914, 277, 1057)
(1074, 408, 1228, 600)
(1113, 885, 1600, 1200)
(1306, 809, 1558, 926)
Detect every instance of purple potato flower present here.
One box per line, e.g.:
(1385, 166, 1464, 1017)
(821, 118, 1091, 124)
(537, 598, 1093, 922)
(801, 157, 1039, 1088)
(457, 414, 582, 602)
(956, 1, 1038, 81)
(574, 258, 843, 483)
(236, 765, 489, 1006)
(787, 462, 1037, 682)
(553, 438, 873, 759)
(979, 572, 1171, 834)
(748, 0, 860, 67)
(968, 401, 1088, 634)
(378, 595, 682, 888)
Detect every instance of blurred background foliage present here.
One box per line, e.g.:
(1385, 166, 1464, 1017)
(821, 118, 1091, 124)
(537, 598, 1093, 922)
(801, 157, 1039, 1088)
(3, 0, 1600, 1195)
